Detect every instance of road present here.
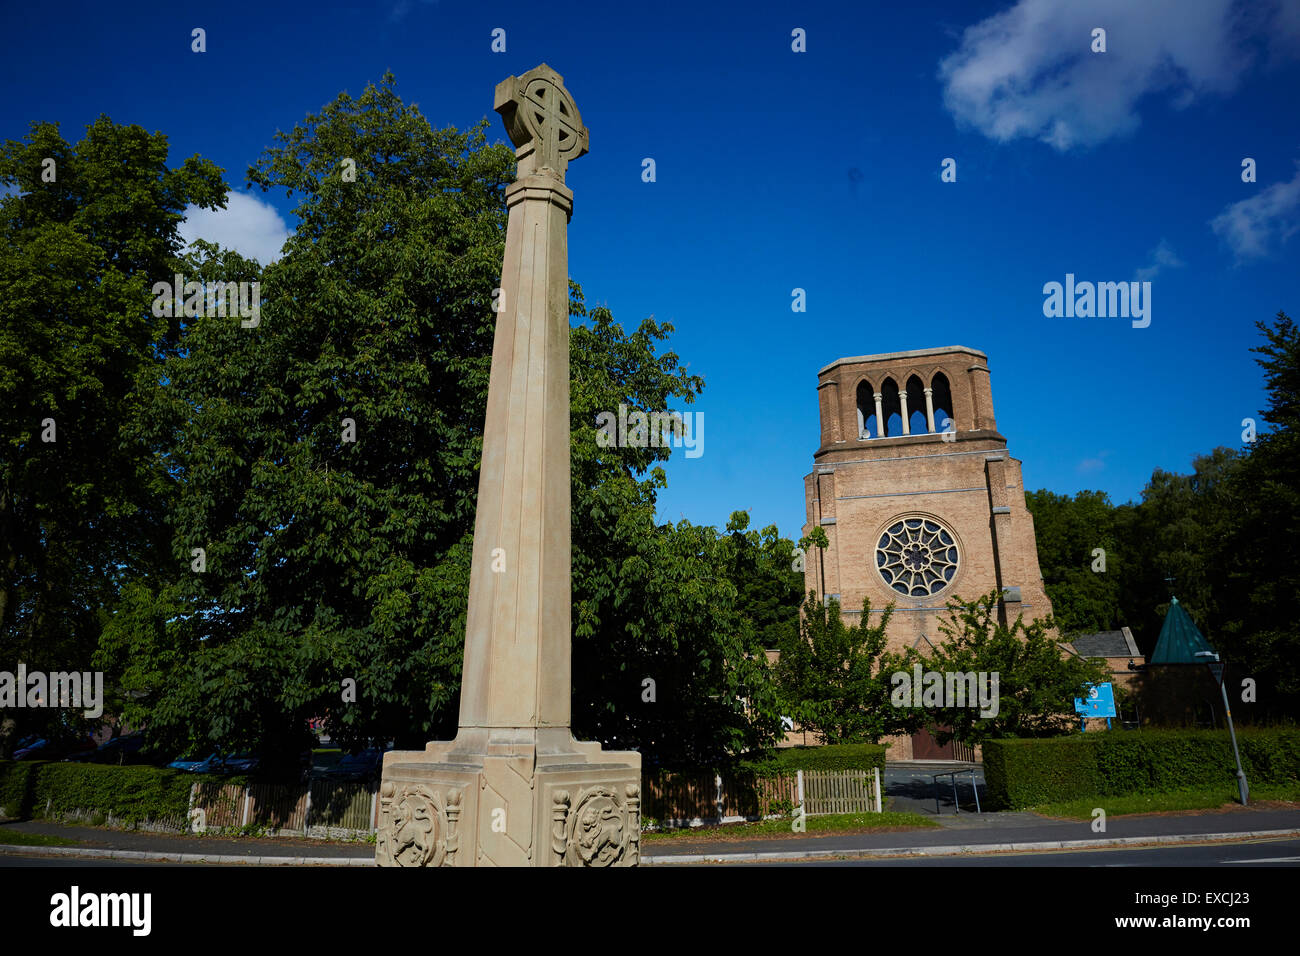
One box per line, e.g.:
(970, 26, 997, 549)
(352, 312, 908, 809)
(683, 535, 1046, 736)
(883, 762, 985, 815)
(2, 836, 1297, 867)
(750, 836, 1300, 866)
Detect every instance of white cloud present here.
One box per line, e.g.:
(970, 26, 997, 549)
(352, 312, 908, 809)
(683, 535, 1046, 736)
(1210, 164, 1300, 261)
(179, 192, 290, 265)
(938, 0, 1297, 151)
(1078, 450, 1112, 473)
(1135, 239, 1185, 281)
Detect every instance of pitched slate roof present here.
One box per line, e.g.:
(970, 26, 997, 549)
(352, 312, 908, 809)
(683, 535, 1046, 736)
(1069, 627, 1140, 659)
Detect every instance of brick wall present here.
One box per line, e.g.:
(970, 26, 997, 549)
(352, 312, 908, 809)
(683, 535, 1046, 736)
(795, 347, 1056, 759)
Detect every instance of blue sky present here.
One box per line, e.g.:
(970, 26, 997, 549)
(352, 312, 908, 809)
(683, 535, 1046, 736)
(4, 0, 1298, 540)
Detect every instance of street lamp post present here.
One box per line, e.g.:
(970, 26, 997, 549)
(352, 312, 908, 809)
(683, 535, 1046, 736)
(1197, 651, 1248, 806)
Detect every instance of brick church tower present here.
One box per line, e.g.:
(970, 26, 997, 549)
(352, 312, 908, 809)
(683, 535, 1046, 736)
(801, 346, 1053, 680)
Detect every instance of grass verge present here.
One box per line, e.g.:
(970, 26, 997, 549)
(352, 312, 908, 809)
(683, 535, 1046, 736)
(1031, 783, 1300, 820)
(0, 827, 79, 847)
(642, 811, 938, 842)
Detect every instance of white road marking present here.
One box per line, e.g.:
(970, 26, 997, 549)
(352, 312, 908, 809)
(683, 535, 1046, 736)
(1221, 856, 1300, 864)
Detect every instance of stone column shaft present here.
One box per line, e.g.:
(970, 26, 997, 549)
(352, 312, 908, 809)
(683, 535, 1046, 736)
(377, 63, 640, 870)
(460, 176, 574, 731)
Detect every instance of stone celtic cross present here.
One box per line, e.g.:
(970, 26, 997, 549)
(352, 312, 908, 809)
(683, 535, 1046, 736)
(494, 63, 589, 181)
(375, 64, 640, 868)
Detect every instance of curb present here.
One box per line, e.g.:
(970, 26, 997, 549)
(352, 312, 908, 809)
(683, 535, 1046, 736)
(3, 828, 1297, 866)
(0, 845, 375, 866)
(640, 828, 1300, 865)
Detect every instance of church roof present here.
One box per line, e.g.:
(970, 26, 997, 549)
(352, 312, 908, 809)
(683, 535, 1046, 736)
(1148, 597, 1216, 665)
(1069, 628, 1140, 659)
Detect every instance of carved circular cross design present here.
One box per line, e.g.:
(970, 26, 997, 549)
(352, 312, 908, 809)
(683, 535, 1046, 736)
(520, 75, 584, 171)
(876, 516, 959, 597)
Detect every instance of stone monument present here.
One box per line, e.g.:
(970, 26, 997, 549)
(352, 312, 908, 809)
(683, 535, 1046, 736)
(375, 64, 642, 867)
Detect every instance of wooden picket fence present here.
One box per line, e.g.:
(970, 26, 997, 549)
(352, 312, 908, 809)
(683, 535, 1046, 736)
(641, 768, 880, 828)
(187, 778, 377, 838)
(192, 780, 244, 829)
(801, 769, 876, 814)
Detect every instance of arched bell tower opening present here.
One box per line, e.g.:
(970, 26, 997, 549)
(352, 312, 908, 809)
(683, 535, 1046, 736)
(801, 346, 1054, 759)
(930, 372, 954, 435)
(905, 374, 928, 435)
(856, 380, 880, 439)
(880, 377, 902, 438)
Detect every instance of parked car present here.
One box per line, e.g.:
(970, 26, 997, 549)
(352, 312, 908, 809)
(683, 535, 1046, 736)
(58, 737, 100, 761)
(65, 732, 146, 765)
(12, 738, 49, 760)
(14, 735, 94, 761)
(222, 752, 261, 774)
(167, 751, 262, 774)
(167, 752, 221, 773)
(320, 748, 383, 782)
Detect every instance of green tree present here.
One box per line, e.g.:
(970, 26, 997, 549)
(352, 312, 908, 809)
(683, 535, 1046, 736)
(1113, 447, 1241, 656)
(719, 510, 803, 651)
(569, 291, 782, 768)
(919, 592, 1110, 746)
(0, 117, 224, 752)
(96, 75, 782, 769)
(1218, 311, 1300, 718)
(100, 76, 511, 765)
(773, 591, 919, 744)
(1025, 489, 1122, 636)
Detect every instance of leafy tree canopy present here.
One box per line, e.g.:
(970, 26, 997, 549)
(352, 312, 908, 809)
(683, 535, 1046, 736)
(93, 75, 788, 769)
(917, 592, 1110, 746)
(0, 116, 224, 749)
(773, 591, 919, 745)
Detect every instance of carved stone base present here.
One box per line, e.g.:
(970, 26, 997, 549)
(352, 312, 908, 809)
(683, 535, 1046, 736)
(375, 728, 641, 867)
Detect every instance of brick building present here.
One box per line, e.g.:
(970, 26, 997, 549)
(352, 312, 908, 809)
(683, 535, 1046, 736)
(798, 346, 1055, 758)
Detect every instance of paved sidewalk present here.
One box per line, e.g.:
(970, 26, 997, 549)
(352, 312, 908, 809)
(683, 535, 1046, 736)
(0, 820, 373, 862)
(4, 806, 1298, 865)
(640, 806, 1300, 861)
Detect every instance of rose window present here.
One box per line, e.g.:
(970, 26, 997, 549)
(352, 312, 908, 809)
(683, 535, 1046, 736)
(876, 517, 959, 597)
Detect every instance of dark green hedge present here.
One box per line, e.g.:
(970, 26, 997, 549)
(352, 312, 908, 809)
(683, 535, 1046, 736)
(0, 761, 194, 825)
(738, 743, 888, 777)
(0, 760, 40, 819)
(984, 729, 1300, 809)
(982, 737, 1102, 810)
